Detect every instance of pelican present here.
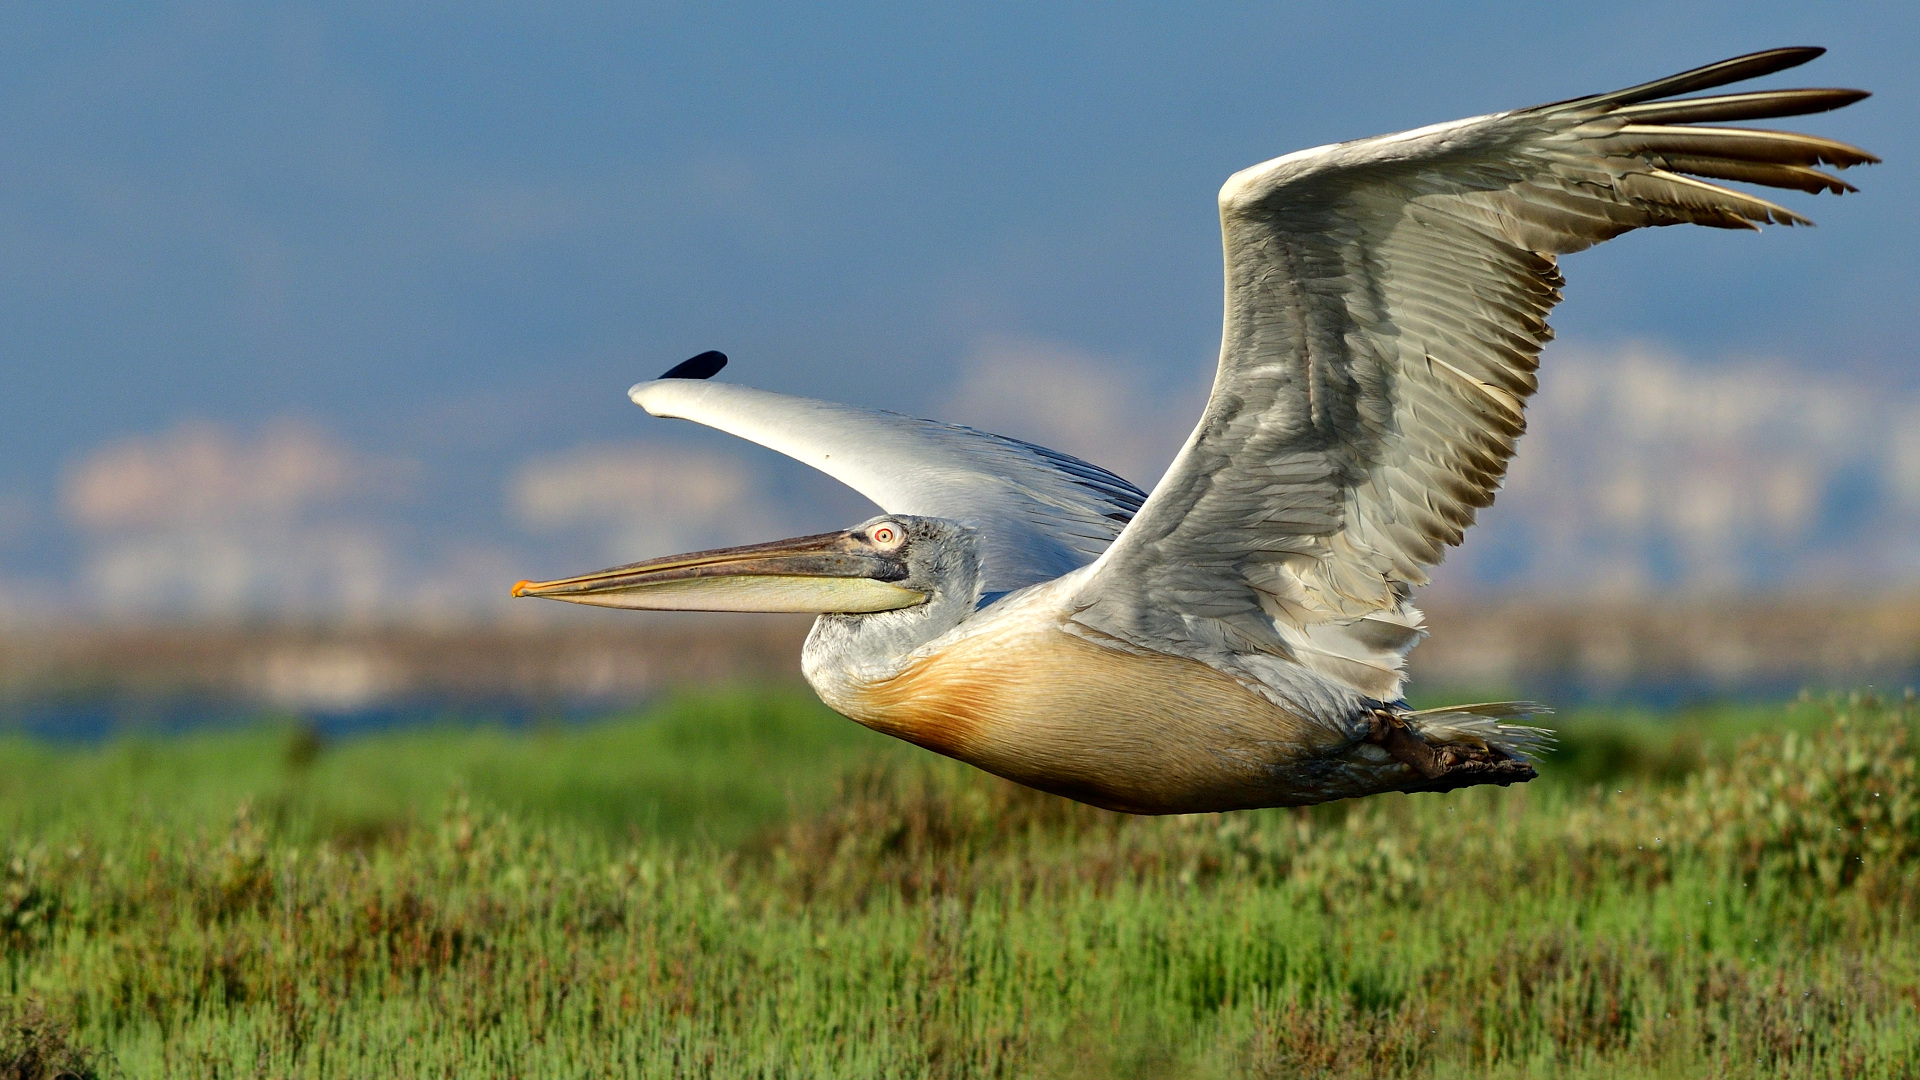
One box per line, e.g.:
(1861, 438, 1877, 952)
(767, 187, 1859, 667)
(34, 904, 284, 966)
(515, 49, 1873, 813)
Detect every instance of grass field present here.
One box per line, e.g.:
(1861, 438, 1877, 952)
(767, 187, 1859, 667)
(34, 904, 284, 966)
(2, 688, 1917, 1078)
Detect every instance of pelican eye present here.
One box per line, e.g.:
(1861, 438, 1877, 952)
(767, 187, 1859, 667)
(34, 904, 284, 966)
(869, 523, 902, 547)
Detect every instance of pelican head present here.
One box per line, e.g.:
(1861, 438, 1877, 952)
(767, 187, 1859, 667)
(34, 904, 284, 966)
(512, 514, 978, 620)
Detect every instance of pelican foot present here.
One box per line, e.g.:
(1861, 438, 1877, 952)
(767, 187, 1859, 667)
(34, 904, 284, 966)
(1366, 710, 1538, 794)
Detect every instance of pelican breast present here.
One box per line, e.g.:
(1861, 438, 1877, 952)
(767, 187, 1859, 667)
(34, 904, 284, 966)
(821, 610, 1368, 813)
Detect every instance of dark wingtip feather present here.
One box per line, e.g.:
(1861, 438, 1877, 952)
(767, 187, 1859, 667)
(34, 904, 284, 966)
(1617, 87, 1870, 126)
(1590, 47, 1830, 108)
(659, 350, 728, 380)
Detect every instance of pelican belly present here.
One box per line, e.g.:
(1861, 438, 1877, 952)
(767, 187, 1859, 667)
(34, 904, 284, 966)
(819, 614, 1362, 814)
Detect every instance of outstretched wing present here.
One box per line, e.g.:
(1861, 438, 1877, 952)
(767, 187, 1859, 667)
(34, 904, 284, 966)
(1071, 47, 1875, 699)
(630, 379, 1145, 594)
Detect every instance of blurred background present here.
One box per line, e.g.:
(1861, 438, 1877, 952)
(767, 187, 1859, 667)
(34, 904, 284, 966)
(1, 1, 1914, 734)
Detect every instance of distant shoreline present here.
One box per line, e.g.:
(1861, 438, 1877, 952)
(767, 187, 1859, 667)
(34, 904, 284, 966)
(3, 593, 1917, 735)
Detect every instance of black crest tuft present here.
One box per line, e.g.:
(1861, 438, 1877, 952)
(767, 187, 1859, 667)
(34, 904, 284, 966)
(658, 350, 728, 380)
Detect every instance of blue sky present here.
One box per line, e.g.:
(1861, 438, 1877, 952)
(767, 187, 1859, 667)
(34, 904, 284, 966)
(0, 3, 1911, 615)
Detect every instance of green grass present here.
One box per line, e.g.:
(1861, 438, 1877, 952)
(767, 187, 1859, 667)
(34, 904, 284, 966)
(0, 687, 914, 847)
(3, 688, 1918, 1077)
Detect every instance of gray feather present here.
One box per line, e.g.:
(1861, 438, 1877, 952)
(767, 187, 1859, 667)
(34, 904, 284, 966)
(1071, 48, 1874, 705)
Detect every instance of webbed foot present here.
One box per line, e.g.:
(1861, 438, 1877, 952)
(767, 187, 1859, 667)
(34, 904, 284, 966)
(1366, 709, 1538, 794)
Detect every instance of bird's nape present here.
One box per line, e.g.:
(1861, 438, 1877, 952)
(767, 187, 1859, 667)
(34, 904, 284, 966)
(511, 528, 927, 613)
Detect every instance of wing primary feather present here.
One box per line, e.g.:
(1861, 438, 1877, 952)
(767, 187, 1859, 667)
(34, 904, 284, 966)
(1615, 87, 1869, 125)
(1654, 155, 1856, 195)
(1604, 125, 1879, 168)
(1579, 47, 1826, 107)
(1617, 168, 1811, 227)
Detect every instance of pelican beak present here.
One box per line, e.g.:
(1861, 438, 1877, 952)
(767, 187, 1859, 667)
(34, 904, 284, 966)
(511, 530, 926, 613)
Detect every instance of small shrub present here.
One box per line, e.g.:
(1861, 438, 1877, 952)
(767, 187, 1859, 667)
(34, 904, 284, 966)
(1675, 709, 1919, 887)
(0, 1002, 114, 1080)
(0, 850, 55, 952)
(1563, 701, 1920, 892)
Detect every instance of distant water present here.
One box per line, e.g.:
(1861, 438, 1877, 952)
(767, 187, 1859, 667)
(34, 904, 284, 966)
(0, 695, 638, 742)
(1513, 670, 1920, 712)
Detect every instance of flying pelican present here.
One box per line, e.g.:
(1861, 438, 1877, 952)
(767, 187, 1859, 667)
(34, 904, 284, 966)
(514, 49, 1874, 813)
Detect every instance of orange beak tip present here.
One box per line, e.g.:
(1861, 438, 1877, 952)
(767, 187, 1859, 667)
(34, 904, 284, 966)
(511, 580, 533, 598)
